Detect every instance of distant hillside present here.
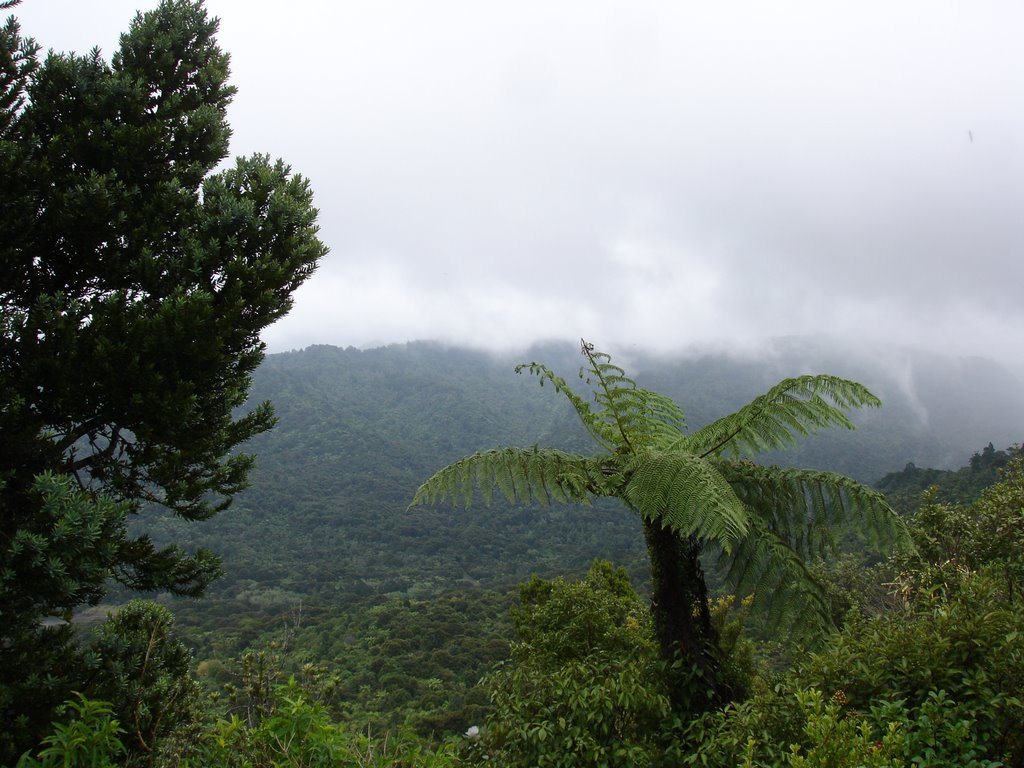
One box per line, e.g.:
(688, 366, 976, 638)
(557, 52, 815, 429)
(625, 337, 1023, 480)
(876, 443, 1022, 515)
(143, 338, 1023, 616)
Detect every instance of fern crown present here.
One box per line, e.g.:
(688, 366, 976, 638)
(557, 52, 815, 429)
(410, 340, 909, 634)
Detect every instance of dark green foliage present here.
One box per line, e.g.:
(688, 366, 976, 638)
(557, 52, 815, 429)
(895, 453, 1024, 600)
(685, 586, 1022, 767)
(0, 2, 38, 137)
(0, 475, 128, 759)
(183, 588, 515, 742)
(194, 678, 461, 768)
(16, 686, 459, 768)
(0, 0, 325, 757)
(468, 562, 678, 767)
(679, 685, 804, 767)
(83, 601, 201, 766)
(509, 560, 651, 664)
(805, 553, 899, 628)
(813, 454, 1024, 767)
(465, 563, 758, 767)
(871, 690, 1008, 768)
(799, 571, 1024, 766)
(15, 695, 126, 768)
(877, 443, 1021, 515)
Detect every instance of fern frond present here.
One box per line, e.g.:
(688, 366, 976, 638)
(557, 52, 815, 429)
(681, 375, 880, 459)
(579, 341, 688, 452)
(641, 389, 688, 445)
(409, 447, 596, 509)
(515, 360, 617, 451)
(717, 460, 912, 558)
(715, 514, 832, 637)
(580, 343, 648, 450)
(518, 342, 689, 455)
(621, 451, 749, 552)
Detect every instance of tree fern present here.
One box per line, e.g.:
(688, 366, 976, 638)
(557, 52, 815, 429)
(410, 340, 909, 713)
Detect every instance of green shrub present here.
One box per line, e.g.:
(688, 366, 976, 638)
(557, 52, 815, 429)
(466, 561, 681, 767)
(84, 600, 202, 766)
(679, 683, 803, 768)
(869, 689, 1005, 768)
(800, 570, 1023, 764)
(785, 689, 904, 768)
(194, 678, 460, 767)
(16, 694, 125, 768)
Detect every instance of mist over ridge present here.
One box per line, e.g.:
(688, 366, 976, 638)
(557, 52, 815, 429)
(258, 333, 1023, 479)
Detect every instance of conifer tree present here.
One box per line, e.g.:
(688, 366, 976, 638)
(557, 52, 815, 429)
(0, 0, 326, 755)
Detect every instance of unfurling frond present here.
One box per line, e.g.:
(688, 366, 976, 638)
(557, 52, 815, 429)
(518, 341, 687, 454)
(681, 375, 880, 459)
(716, 515, 832, 637)
(621, 451, 749, 552)
(408, 447, 598, 509)
(716, 460, 912, 558)
(580, 340, 689, 453)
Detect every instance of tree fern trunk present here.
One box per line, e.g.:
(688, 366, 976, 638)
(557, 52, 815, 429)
(643, 518, 726, 713)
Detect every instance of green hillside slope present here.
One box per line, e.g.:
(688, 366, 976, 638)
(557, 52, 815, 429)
(143, 339, 1022, 612)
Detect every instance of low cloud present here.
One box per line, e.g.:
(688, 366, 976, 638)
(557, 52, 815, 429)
(19, 1, 1024, 376)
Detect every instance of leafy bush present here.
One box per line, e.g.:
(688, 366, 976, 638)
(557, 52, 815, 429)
(194, 678, 460, 767)
(83, 600, 202, 766)
(785, 689, 904, 768)
(679, 683, 803, 768)
(800, 569, 1023, 765)
(787, 460, 1024, 765)
(682, 684, 1012, 768)
(895, 454, 1024, 602)
(466, 561, 681, 767)
(16, 695, 125, 768)
(869, 689, 1005, 768)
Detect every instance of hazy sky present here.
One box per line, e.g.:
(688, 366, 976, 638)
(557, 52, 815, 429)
(15, 1, 1024, 369)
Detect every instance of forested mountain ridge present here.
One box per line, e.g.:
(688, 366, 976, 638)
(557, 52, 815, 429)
(146, 337, 1023, 617)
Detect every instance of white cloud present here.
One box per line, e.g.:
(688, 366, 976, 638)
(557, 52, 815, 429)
(15, 0, 1024, 376)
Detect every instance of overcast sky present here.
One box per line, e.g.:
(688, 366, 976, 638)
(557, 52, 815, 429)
(15, 1, 1024, 372)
